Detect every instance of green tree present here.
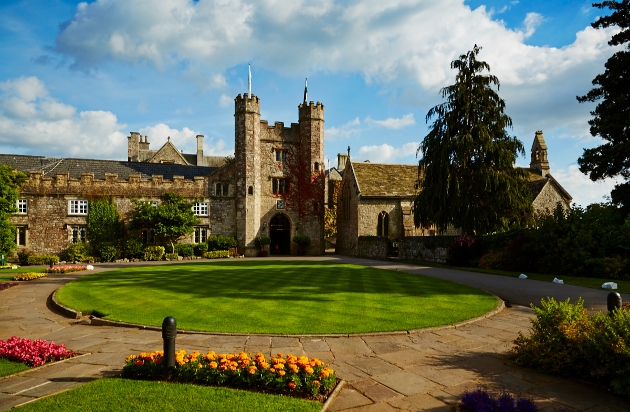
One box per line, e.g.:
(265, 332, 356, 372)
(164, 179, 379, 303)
(414, 45, 532, 235)
(577, 1, 630, 214)
(86, 198, 123, 256)
(130, 193, 200, 253)
(0, 165, 27, 256)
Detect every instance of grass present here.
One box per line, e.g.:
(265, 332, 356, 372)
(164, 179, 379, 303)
(56, 260, 498, 334)
(0, 266, 45, 281)
(0, 358, 29, 377)
(16, 378, 321, 412)
(404, 259, 630, 294)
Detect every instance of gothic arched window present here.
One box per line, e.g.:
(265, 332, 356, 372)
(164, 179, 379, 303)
(377, 211, 389, 237)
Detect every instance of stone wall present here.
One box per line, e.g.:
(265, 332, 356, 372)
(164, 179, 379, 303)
(399, 237, 452, 263)
(532, 179, 571, 215)
(357, 236, 389, 260)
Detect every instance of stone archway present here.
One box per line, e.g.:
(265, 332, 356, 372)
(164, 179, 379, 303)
(269, 213, 291, 255)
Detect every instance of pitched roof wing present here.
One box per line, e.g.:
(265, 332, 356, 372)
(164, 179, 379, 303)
(351, 162, 420, 197)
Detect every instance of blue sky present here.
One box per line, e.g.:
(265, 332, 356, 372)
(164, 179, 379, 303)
(0, 0, 622, 207)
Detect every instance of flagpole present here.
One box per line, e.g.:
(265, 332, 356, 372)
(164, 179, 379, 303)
(303, 78, 308, 103)
(248, 64, 252, 97)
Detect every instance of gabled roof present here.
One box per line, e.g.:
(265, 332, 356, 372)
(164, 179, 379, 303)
(147, 140, 191, 165)
(0, 154, 216, 180)
(524, 168, 572, 203)
(350, 162, 419, 197)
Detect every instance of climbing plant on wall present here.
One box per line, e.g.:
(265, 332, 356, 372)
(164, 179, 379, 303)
(86, 198, 123, 253)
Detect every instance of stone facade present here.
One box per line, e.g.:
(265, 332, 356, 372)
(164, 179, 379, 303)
(6, 93, 325, 257)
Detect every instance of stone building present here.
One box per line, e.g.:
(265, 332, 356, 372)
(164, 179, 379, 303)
(335, 131, 572, 256)
(5, 93, 326, 257)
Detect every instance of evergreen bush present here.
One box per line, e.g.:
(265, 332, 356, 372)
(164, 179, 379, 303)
(143, 246, 165, 261)
(98, 243, 119, 262)
(164, 253, 179, 260)
(203, 250, 230, 259)
(65, 242, 90, 262)
(193, 242, 208, 256)
(26, 254, 60, 266)
(174, 243, 194, 257)
(124, 238, 144, 259)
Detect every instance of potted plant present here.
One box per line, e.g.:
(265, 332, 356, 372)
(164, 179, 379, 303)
(292, 234, 310, 256)
(255, 236, 271, 257)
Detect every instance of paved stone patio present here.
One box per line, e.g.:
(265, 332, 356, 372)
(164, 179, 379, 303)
(1, 256, 629, 411)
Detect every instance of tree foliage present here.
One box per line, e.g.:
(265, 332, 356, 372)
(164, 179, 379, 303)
(578, 1, 630, 213)
(0, 165, 27, 256)
(130, 193, 200, 253)
(414, 45, 532, 235)
(86, 198, 122, 253)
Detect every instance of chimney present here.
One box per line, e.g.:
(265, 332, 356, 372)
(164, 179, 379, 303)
(196, 135, 204, 166)
(337, 153, 349, 171)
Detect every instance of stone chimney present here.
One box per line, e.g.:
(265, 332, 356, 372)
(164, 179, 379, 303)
(337, 153, 349, 171)
(196, 135, 204, 166)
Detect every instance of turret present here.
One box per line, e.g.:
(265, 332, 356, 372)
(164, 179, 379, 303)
(530, 130, 550, 177)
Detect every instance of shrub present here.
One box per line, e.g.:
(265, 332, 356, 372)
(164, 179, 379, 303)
(27, 254, 60, 266)
(513, 297, 630, 396)
(87, 199, 122, 251)
(477, 251, 504, 270)
(461, 389, 539, 412)
(65, 242, 90, 262)
(164, 253, 179, 260)
(98, 244, 119, 262)
(124, 238, 145, 259)
(206, 235, 238, 251)
(0, 336, 76, 367)
(122, 350, 336, 397)
(174, 243, 194, 257)
(143, 246, 165, 261)
(14, 272, 48, 281)
(193, 242, 208, 256)
(204, 250, 230, 259)
(292, 234, 311, 246)
(255, 236, 271, 247)
(17, 249, 31, 266)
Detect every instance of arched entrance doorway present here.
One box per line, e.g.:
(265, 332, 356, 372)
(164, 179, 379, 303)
(269, 213, 291, 255)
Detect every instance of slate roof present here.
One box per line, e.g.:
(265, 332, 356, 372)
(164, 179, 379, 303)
(0, 154, 217, 180)
(524, 168, 572, 202)
(351, 162, 420, 197)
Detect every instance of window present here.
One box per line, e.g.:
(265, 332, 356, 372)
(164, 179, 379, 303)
(16, 226, 26, 246)
(275, 150, 287, 162)
(272, 178, 289, 194)
(215, 183, 229, 197)
(194, 227, 208, 243)
(142, 229, 156, 244)
(377, 211, 389, 237)
(314, 162, 320, 171)
(68, 200, 88, 215)
(16, 199, 27, 214)
(248, 186, 253, 195)
(71, 226, 87, 243)
(192, 202, 209, 216)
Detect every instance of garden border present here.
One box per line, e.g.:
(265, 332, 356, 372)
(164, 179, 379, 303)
(50, 289, 505, 337)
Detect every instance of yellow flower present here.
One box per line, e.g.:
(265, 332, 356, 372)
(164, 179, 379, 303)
(197, 364, 203, 369)
(248, 366, 257, 375)
(278, 369, 286, 376)
(304, 366, 314, 374)
(209, 361, 218, 369)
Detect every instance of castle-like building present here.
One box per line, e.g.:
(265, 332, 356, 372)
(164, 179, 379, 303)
(5, 94, 326, 257)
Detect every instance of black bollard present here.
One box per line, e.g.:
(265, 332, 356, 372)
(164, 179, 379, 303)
(607, 292, 622, 314)
(162, 316, 177, 378)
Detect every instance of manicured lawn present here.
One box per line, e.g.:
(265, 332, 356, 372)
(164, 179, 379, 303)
(56, 261, 497, 334)
(17, 378, 321, 412)
(0, 267, 45, 281)
(0, 358, 29, 377)
(404, 259, 630, 294)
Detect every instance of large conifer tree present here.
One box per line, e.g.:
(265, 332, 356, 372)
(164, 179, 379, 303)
(577, 0, 630, 213)
(414, 45, 532, 235)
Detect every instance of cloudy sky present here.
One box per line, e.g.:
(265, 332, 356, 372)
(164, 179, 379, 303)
(0, 0, 622, 206)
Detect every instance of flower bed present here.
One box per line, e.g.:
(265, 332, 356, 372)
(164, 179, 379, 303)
(123, 350, 336, 399)
(0, 336, 76, 367)
(13, 272, 48, 281)
(0, 265, 19, 270)
(44, 265, 87, 274)
(0, 282, 18, 291)
(461, 389, 545, 411)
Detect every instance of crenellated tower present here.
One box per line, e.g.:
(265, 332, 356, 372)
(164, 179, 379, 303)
(234, 94, 262, 252)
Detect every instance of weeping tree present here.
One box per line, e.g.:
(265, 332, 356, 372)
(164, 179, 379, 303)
(414, 45, 532, 235)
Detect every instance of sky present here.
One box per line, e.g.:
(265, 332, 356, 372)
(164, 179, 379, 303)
(0, 0, 623, 207)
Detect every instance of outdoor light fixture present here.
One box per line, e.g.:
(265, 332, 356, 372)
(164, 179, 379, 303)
(262, 222, 267, 230)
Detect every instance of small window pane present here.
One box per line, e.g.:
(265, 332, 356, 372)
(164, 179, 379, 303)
(69, 200, 88, 215)
(17, 199, 28, 214)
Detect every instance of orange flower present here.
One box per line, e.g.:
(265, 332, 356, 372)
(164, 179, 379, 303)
(304, 366, 314, 374)
(209, 361, 218, 369)
(197, 364, 203, 369)
(278, 370, 286, 376)
(312, 380, 320, 387)
(270, 368, 276, 373)
(219, 365, 227, 371)
(248, 366, 257, 375)
(277, 352, 283, 358)
(288, 382, 296, 389)
(289, 365, 299, 373)
(135, 360, 143, 366)
(126, 355, 136, 362)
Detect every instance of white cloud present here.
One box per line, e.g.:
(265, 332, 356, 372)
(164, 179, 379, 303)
(552, 165, 618, 207)
(219, 94, 232, 108)
(521, 12, 543, 39)
(357, 141, 420, 163)
(366, 113, 415, 129)
(325, 117, 361, 141)
(0, 76, 127, 159)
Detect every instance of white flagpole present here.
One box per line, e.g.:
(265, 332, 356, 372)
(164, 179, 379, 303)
(304, 77, 308, 103)
(248, 64, 252, 97)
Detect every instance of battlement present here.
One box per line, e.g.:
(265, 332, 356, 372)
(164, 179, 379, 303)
(259, 120, 300, 141)
(299, 101, 324, 121)
(21, 171, 208, 197)
(235, 93, 261, 114)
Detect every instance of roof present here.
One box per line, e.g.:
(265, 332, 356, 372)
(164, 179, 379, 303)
(0, 154, 217, 180)
(350, 162, 419, 197)
(524, 168, 572, 202)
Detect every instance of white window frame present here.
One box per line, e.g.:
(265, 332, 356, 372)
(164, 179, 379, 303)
(16, 199, 28, 214)
(16, 226, 27, 246)
(193, 202, 209, 216)
(68, 200, 88, 215)
(71, 226, 87, 243)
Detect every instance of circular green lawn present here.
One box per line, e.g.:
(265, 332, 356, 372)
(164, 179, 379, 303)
(56, 261, 498, 334)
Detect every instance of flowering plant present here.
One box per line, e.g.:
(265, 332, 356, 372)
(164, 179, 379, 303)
(13, 272, 48, 281)
(123, 350, 336, 397)
(0, 336, 76, 367)
(45, 265, 88, 274)
(462, 389, 540, 412)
